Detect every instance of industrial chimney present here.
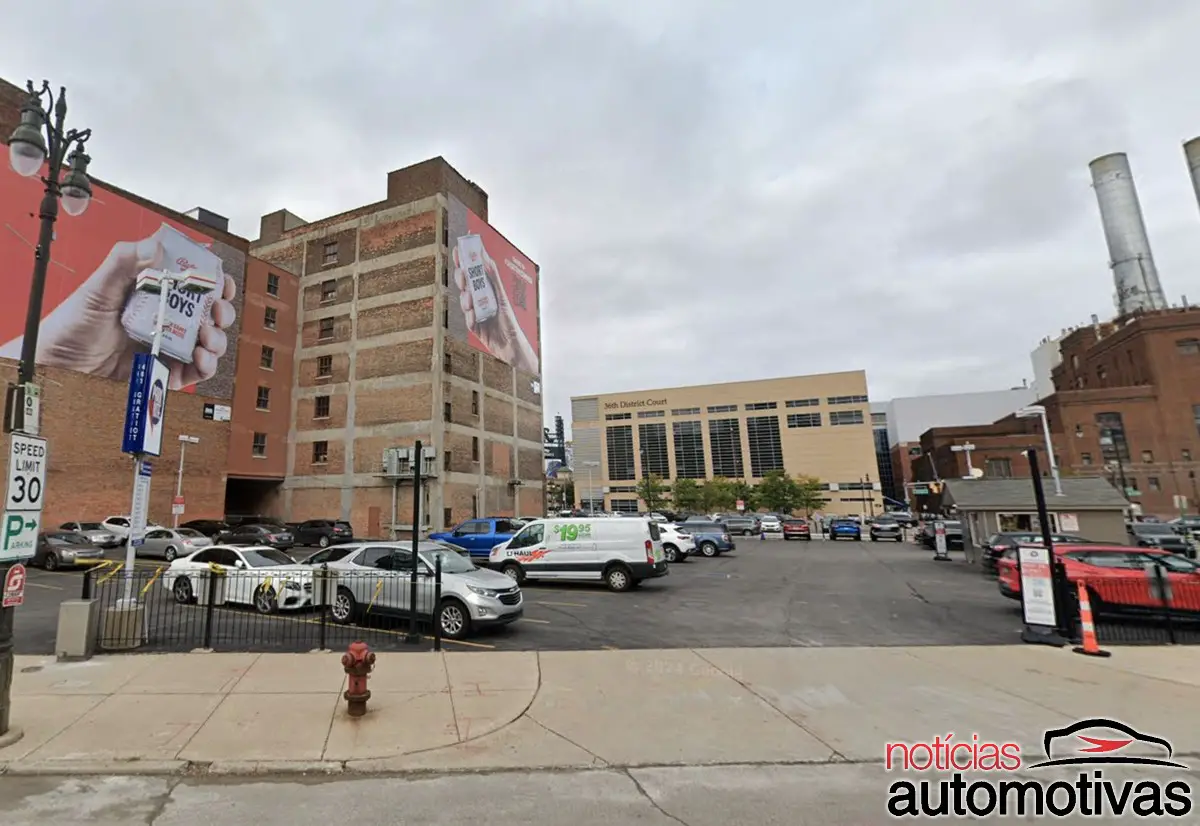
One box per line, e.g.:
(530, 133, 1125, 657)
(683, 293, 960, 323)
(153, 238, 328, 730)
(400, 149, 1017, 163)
(1183, 138, 1200, 218)
(1089, 153, 1168, 316)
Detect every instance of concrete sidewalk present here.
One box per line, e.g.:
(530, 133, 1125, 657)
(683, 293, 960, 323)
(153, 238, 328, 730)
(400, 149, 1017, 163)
(2, 645, 1199, 775)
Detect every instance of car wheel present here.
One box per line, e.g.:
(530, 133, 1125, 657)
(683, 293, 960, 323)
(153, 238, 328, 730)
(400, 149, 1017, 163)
(331, 587, 357, 625)
(437, 599, 471, 640)
(604, 564, 634, 592)
(43, 553, 59, 572)
(254, 585, 279, 615)
(164, 546, 179, 562)
(172, 577, 194, 604)
(663, 544, 678, 563)
(870, 536, 877, 542)
(501, 562, 526, 585)
(896, 536, 903, 543)
(318, 535, 330, 548)
(699, 541, 718, 558)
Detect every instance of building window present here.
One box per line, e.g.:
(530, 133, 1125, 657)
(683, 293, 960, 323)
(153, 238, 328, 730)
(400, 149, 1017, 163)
(610, 499, 639, 514)
(1096, 412, 1130, 461)
(318, 317, 334, 341)
(908, 446, 922, 457)
(829, 410, 865, 426)
(321, 280, 337, 302)
(471, 436, 480, 462)
(871, 412, 887, 426)
(255, 386, 270, 411)
(264, 307, 277, 330)
(708, 418, 745, 478)
(316, 355, 333, 377)
(672, 421, 706, 479)
(670, 407, 700, 416)
(444, 351, 452, 374)
(1177, 338, 1200, 355)
(1096, 365, 1107, 383)
(471, 494, 478, 517)
(1081, 453, 1092, 465)
(786, 413, 821, 428)
(471, 391, 480, 414)
(260, 345, 275, 369)
(312, 441, 329, 464)
(1194, 404, 1200, 438)
(746, 415, 784, 478)
(442, 209, 449, 246)
(442, 257, 449, 287)
(1127, 477, 1139, 492)
(985, 458, 1012, 478)
(1148, 476, 1161, 491)
(605, 412, 631, 421)
(1184, 449, 1193, 462)
(266, 273, 280, 297)
(251, 433, 267, 457)
(606, 425, 636, 481)
(744, 402, 777, 411)
(443, 307, 449, 328)
(444, 402, 452, 423)
(706, 404, 738, 414)
(638, 423, 670, 477)
(637, 410, 664, 419)
(444, 450, 452, 471)
(828, 395, 869, 405)
(314, 395, 330, 419)
(443, 507, 452, 527)
(323, 241, 338, 266)
(1141, 449, 1154, 463)
(785, 398, 819, 408)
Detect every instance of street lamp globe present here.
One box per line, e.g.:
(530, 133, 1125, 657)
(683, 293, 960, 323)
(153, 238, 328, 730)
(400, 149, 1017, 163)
(59, 149, 93, 217)
(8, 118, 47, 178)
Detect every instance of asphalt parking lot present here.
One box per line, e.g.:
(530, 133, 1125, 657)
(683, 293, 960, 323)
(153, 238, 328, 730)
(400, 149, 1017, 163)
(12, 537, 1022, 654)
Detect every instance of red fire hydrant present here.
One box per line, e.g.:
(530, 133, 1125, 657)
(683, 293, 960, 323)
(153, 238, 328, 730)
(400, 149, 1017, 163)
(342, 641, 376, 717)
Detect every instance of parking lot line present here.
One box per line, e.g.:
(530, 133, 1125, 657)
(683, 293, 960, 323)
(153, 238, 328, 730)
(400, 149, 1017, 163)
(25, 581, 63, 591)
(522, 618, 551, 624)
(535, 600, 588, 608)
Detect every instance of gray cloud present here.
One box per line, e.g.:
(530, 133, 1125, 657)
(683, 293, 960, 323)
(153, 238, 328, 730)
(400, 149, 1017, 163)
(3, 0, 1200, 437)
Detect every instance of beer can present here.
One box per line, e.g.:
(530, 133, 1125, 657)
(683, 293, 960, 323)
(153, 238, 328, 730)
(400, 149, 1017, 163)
(457, 233, 499, 324)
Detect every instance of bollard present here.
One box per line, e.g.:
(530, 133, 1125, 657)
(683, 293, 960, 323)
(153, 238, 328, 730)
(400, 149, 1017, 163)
(433, 554, 443, 652)
(342, 641, 376, 717)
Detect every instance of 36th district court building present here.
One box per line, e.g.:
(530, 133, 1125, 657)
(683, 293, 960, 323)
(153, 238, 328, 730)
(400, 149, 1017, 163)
(571, 371, 883, 514)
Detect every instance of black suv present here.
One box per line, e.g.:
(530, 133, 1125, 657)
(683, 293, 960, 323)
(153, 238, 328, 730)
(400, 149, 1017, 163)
(180, 519, 230, 539)
(215, 523, 295, 550)
(292, 519, 354, 548)
(1127, 522, 1194, 558)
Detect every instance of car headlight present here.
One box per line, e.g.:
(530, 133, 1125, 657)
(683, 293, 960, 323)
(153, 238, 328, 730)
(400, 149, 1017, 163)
(466, 585, 499, 597)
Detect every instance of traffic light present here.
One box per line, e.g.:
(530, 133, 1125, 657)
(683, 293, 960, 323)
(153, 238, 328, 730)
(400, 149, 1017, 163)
(928, 481, 943, 494)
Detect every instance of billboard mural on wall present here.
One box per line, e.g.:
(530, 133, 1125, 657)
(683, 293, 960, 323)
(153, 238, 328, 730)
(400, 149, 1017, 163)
(446, 195, 540, 375)
(0, 162, 245, 399)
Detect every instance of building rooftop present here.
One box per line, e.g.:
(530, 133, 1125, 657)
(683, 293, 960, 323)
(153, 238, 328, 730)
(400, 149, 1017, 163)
(943, 477, 1128, 511)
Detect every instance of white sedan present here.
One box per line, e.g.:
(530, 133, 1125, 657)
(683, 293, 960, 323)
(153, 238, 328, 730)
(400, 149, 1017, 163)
(101, 515, 166, 542)
(162, 545, 315, 614)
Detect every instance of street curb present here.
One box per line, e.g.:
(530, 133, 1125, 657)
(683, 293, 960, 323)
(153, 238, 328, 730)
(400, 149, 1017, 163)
(2, 759, 188, 776)
(206, 761, 345, 776)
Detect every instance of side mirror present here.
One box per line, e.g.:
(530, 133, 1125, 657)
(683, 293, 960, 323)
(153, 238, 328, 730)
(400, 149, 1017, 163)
(235, 560, 247, 569)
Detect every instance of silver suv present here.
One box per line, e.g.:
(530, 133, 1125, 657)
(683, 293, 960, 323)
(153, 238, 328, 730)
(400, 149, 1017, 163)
(315, 541, 523, 639)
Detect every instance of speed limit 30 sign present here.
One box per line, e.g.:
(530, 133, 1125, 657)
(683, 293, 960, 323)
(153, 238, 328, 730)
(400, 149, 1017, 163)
(6, 433, 47, 512)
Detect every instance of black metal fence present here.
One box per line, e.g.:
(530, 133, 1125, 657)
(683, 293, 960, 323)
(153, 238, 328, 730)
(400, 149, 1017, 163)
(1071, 568, 1200, 646)
(84, 560, 450, 654)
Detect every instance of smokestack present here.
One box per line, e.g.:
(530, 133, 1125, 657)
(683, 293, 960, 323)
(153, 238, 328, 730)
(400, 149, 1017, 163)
(1184, 138, 1200, 217)
(1089, 153, 1168, 316)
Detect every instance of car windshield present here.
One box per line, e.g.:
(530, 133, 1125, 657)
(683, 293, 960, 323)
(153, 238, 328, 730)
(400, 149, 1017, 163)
(1135, 524, 1175, 535)
(874, 517, 897, 524)
(241, 549, 294, 567)
(79, 522, 104, 530)
(334, 522, 352, 530)
(177, 528, 205, 538)
(420, 545, 476, 574)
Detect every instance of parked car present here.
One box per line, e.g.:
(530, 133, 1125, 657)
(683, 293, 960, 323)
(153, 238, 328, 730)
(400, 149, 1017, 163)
(676, 520, 736, 557)
(489, 518, 667, 592)
(137, 527, 213, 561)
(293, 544, 360, 566)
(225, 514, 288, 529)
(869, 516, 904, 543)
(101, 515, 166, 542)
(180, 519, 231, 539)
(1127, 522, 1194, 558)
(888, 510, 918, 528)
(428, 517, 526, 561)
(32, 532, 105, 571)
(164, 545, 314, 613)
(58, 521, 120, 548)
(715, 514, 760, 536)
(829, 519, 862, 541)
(919, 520, 964, 551)
(758, 515, 783, 533)
(980, 532, 1096, 574)
(657, 523, 694, 563)
(1169, 515, 1200, 538)
(216, 523, 295, 550)
(995, 544, 1200, 616)
(324, 541, 522, 639)
(782, 519, 811, 541)
(291, 519, 354, 548)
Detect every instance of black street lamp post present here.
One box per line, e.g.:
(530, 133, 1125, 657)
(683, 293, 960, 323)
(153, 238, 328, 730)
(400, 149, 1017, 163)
(0, 81, 94, 738)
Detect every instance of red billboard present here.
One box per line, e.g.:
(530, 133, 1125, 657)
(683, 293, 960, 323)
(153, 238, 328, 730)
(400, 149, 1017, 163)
(447, 198, 540, 375)
(0, 160, 245, 398)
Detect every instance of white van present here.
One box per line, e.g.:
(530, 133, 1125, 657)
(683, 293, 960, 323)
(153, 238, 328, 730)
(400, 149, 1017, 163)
(488, 518, 668, 592)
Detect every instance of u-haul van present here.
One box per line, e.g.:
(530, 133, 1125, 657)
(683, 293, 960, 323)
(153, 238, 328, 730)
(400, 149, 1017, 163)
(488, 518, 668, 592)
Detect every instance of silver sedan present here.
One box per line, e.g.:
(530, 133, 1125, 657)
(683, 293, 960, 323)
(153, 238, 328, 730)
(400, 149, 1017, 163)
(59, 521, 121, 548)
(138, 527, 213, 561)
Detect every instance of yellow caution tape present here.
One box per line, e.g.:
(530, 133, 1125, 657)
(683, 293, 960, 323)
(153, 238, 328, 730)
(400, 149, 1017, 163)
(207, 562, 227, 575)
(367, 579, 383, 614)
(97, 565, 123, 585)
(139, 567, 164, 596)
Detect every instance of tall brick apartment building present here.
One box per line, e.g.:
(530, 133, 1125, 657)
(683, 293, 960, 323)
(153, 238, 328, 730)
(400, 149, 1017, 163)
(913, 307, 1200, 518)
(250, 158, 545, 537)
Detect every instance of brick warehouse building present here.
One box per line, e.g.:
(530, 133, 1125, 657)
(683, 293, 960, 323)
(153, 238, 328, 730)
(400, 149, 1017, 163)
(250, 158, 545, 537)
(912, 307, 1200, 518)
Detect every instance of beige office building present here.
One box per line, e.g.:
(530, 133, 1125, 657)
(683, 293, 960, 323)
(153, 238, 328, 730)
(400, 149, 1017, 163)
(570, 371, 883, 515)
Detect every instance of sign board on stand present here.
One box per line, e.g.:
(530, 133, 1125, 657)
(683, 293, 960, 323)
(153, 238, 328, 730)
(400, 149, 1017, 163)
(2, 562, 26, 607)
(129, 460, 153, 547)
(1018, 544, 1058, 629)
(932, 520, 950, 561)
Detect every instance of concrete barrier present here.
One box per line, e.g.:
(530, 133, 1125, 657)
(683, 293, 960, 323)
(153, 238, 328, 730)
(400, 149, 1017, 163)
(55, 599, 99, 661)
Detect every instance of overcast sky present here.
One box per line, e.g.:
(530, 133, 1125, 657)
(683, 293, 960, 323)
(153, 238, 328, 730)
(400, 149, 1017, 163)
(5, 1, 1200, 435)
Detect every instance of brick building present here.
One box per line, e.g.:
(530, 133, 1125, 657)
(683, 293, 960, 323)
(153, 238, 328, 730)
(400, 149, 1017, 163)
(914, 307, 1200, 518)
(250, 157, 545, 537)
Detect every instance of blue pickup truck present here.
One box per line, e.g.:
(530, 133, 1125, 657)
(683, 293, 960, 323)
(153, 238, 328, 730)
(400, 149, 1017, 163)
(429, 517, 526, 560)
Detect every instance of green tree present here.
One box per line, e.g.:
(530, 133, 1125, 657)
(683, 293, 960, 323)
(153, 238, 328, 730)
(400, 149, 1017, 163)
(729, 479, 756, 512)
(756, 469, 800, 513)
(701, 477, 737, 512)
(794, 475, 827, 516)
(671, 478, 704, 513)
(636, 474, 670, 513)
